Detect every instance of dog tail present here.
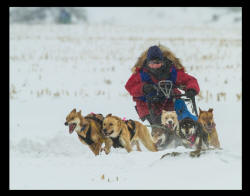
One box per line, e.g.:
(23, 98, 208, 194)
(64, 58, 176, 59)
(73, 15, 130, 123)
(137, 123, 158, 152)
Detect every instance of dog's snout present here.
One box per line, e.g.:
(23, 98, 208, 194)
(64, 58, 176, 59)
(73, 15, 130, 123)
(168, 120, 173, 125)
(64, 122, 68, 126)
(103, 129, 107, 134)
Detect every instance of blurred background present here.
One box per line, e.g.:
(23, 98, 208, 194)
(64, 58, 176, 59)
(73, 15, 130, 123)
(10, 7, 241, 25)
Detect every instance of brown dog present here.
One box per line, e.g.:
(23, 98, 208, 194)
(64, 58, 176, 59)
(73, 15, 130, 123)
(198, 108, 221, 148)
(102, 114, 157, 153)
(64, 109, 112, 155)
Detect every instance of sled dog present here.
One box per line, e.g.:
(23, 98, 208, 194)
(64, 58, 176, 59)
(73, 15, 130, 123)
(102, 114, 157, 153)
(177, 117, 209, 156)
(64, 109, 112, 156)
(152, 110, 182, 150)
(198, 108, 221, 148)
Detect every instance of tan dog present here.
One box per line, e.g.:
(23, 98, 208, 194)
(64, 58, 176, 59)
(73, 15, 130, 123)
(152, 111, 180, 150)
(64, 109, 112, 155)
(198, 108, 221, 148)
(102, 114, 157, 153)
(161, 110, 179, 131)
(156, 110, 182, 150)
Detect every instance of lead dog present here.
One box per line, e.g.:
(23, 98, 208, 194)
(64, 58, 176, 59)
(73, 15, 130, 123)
(64, 109, 112, 155)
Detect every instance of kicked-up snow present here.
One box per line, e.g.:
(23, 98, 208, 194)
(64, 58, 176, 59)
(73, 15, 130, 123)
(10, 7, 242, 190)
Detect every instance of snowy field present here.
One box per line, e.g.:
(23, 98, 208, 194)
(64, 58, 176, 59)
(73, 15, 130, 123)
(10, 7, 242, 189)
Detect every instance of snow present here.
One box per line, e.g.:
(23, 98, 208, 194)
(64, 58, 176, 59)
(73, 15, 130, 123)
(10, 7, 242, 189)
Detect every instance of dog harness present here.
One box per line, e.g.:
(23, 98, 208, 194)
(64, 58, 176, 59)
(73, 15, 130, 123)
(77, 115, 104, 145)
(77, 125, 94, 145)
(124, 119, 136, 140)
(111, 129, 124, 148)
(111, 119, 136, 148)
(85, 115, 103, 128)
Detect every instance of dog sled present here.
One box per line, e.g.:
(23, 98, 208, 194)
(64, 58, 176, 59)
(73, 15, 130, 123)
(144, 80, 199, 129)
(140, 80, 203, 153)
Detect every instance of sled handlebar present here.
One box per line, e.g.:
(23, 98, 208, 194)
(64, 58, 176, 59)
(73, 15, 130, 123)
(149, 80, 199, 117)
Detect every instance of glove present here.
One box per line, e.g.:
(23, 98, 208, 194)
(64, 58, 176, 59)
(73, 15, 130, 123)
(186, 89, 197, 98)
(143, 84, 157, 95)
(143, 84, 165, 103)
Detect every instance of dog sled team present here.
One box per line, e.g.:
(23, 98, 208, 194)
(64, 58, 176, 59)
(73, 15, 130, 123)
(64, 45, 221, 157)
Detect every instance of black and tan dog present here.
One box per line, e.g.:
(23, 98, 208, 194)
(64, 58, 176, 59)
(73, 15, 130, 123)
(102, 114, 157, 153)
(64, 109, 112, 156)
(177, 117, 209, 157)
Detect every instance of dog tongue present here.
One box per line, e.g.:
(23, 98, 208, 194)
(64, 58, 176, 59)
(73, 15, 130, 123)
(69, 124, 74, 134)
(167, 124, 173, 129)
(188, 135, 195, 143)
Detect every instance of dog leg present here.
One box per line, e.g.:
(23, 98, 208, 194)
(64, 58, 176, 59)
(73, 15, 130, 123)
(190, 136, 202, 157)
(93, 141, 102, 155)
(211, 131, 221, 148)
(89, 144, 100, 156)
(139, 127, 158, 152)
(103, 138, 113, 155)
(120, 137, 133, 153)
(135, 140, 142, 151)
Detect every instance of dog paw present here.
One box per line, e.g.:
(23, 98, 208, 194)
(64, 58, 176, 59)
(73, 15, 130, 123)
(105, 150, 110, 155)
(101, 147, 110, 155)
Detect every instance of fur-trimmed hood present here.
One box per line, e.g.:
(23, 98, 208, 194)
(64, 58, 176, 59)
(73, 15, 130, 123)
(131, 44, 185, 73)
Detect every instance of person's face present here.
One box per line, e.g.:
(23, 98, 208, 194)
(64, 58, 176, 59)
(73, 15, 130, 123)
(148, 59, 163, 69)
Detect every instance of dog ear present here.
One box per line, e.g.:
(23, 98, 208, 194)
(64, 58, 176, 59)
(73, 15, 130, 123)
(162, 110, 167, 114)
(77, 110, 82, 115)
(106, 113, 112, 118)
(71, 108, 76, 113)
(208, 108, 213, 113)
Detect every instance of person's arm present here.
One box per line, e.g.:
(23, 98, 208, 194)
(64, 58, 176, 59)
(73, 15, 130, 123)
(175, 68, 200, 94)
(125, 72, 145, 97)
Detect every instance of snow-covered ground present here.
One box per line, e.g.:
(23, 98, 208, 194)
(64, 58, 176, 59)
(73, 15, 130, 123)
(10, 7, 242, 189)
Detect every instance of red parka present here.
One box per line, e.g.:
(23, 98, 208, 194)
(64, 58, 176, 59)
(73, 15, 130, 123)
(125, 65, 200, 119)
